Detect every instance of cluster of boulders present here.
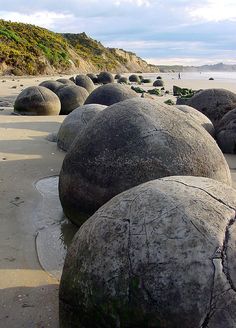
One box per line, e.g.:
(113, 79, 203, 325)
(56, 89, 236, 327)
(12, 72, 236, 326)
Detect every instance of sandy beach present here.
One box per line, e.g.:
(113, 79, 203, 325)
(1, 73, 236, 327)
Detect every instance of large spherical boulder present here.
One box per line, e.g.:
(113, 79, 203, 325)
(129, 74, 140, 83)
(60, 176, 236, 328)
(39, 80, 64, 93)
(176, 104, 215, 136)
(56, 78, 75, 85)
(84, 83, 138, 106)
(14, 86, 61, 115)
(57, 85, 89, 115)
(216, 108, 236, 153)
(57, 104, 106, 151)
(188, 88, 236, 126)
(59, 98, 231, 225)
(75, 75, 94, 94)
(97, 71, 114, 84)
(153, 79, 164, 87)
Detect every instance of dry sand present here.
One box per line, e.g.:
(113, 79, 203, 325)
(0, 73, 236, 327)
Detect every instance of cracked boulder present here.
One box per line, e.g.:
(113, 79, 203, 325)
(14, 86, 61, 115)
(188, 88, 236, 127)
(176, 104, 215, 136)
(216, 108, 236, 153)
(59, 98, 231, 226)
(59, 176, 236, 328)
(84, 83, 138, 106)
(57, 104, 106, 151)
(75, 75, 94, 94)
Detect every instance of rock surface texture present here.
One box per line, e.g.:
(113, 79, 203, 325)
(57, 104, 106, 151)
(176, 104, 215, 136)
(75, 75, 94, 94)
(59, 98, 231, 225)
(84, 83, 138, 106)
(57, 85, 89, 115)
(97, 71, 114, 84)
(14, 86, 61, 115)
(216, 108, 236, 153)
(59, 176, 236, 328)
(188, 88, 236, 126)
(39, 80, 64, 93)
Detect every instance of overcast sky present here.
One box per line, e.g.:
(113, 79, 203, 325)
(0, 0, 236, 66)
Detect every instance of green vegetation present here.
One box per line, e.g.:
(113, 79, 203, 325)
(173, 85, 195, 98)
(164, 99, 175, 105)
(148, 88, 162, 96)
(131, 86, 146, 93)
(0, 19, 159, 75)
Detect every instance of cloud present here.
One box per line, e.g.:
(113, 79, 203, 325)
(0, 10, 73, 29)
(187, 0, 236, 22)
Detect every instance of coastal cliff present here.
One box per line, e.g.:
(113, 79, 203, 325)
(0, 20, 159, 75)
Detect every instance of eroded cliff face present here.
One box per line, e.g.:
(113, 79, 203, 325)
(111, 48, 158, 73)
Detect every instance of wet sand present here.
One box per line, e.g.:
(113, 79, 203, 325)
(1, 73, 236, 327)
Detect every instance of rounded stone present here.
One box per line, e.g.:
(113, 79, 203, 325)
(60, 176, 236, 328)
(216, 108, 236, 153)
(39, 80, 64, 93)
(118, 77, 128, 84)
(75, 75, 94, 93)
(87, 73, 98, 84)
(188, 88, 236, 126)
(56, 78, 75, 85)
(57, 85, 89, 115)
(97, 71, 114, 84)
(129, 74, 140, 83)
(176, 105, 215, 136)
(115, 73, 122, 79)
(57, 104, 106, 151)
(14, 86, 61, 115)
(84, 83, 138, 106)
(153, 79, 164, 87)
(59, 98, 231, 225)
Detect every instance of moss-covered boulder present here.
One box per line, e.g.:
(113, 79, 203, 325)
(57, 85, 89, 115)
(84, 83, 138, 106)
(60, 176, 236, 328)
(59, 98, 231, 225)
(14, 86, 61, 115)
(57, 104, 106, 151)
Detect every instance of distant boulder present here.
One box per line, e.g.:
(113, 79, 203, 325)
(97, 71, 114, 84)
(114, 74, 122, 79)
(14, 86, 61, 115)
(188, 88, 236, 126)
(118, 77, 128, 84)
(84, 83, 138, 106)
(129, 74, 140, 83)
(57, 85, 89, 115)
(57, 104, 106, 151)
(153, 79, 164, 87)
(75, 75, 94, 93)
